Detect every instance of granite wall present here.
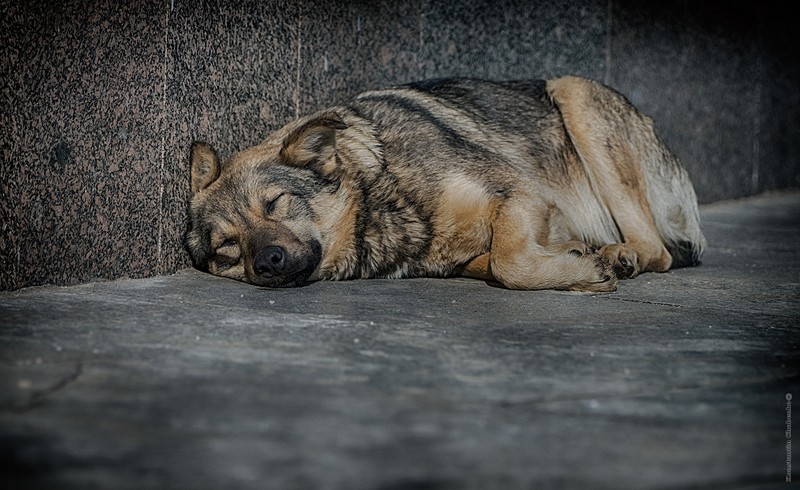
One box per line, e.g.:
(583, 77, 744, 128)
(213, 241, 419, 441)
(2, 0, 798, 290)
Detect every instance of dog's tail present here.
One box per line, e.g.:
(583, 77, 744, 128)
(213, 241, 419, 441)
(639, 129, 706, 268)
(666, 240, 703, 268)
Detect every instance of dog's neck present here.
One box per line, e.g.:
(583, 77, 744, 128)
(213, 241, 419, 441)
(356, 169, 432, 279)
(316, 171, 431, 281)
(314, 109, 434, 281)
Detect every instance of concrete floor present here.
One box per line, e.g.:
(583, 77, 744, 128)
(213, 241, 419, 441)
(1, 192, 799, 489)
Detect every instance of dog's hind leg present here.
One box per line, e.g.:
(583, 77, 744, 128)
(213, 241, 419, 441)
(547, 76, 680, 278)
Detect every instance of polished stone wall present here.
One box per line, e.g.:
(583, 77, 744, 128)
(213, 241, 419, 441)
(2, 0, 798, 289)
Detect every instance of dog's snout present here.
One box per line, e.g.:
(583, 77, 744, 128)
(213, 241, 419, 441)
(254, 246, 286, 276)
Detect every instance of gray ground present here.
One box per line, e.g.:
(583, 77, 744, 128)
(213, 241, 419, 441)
(2, 192, 798, 490)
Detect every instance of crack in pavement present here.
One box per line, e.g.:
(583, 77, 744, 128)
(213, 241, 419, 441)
(601, 295, 686, 308)
(6, 363, 84, 413)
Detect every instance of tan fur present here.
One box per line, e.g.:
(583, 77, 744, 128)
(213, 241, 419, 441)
(547, 76, 674, 275)
(428, 175, 494, 268)
(480, 192, 617, 292)
(311, 181, 359, 280)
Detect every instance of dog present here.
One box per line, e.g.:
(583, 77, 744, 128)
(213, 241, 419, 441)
(184, 76, 705, 291)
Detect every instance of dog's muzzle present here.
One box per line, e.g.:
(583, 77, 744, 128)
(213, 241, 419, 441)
(249, 239, 322, 288)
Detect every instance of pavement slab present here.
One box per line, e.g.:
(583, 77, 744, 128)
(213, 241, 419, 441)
(1, 191, 799, 489)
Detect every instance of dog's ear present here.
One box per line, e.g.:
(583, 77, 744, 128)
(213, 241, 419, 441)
(280, 112, 347, 176)
(190, 141, 221, 194)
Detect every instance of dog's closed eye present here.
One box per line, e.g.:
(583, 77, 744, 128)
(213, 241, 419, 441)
(265, 193, 285, 216)
(216, 238, 239, 255)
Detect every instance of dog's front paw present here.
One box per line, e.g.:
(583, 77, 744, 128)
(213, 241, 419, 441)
(599, 243, 639, 279)
(568, 251, 617, 292)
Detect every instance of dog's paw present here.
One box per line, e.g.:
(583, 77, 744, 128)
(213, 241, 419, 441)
(568, 251, 618, 292)
(599, 243, 640, 279)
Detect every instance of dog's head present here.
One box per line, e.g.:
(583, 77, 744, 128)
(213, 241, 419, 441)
(184, 113, 349, 287)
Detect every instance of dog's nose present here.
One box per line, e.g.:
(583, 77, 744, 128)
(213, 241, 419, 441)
(254, 246, 286, 277)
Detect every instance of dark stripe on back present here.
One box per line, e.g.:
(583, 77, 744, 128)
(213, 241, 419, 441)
(355, 92, 490, 157)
